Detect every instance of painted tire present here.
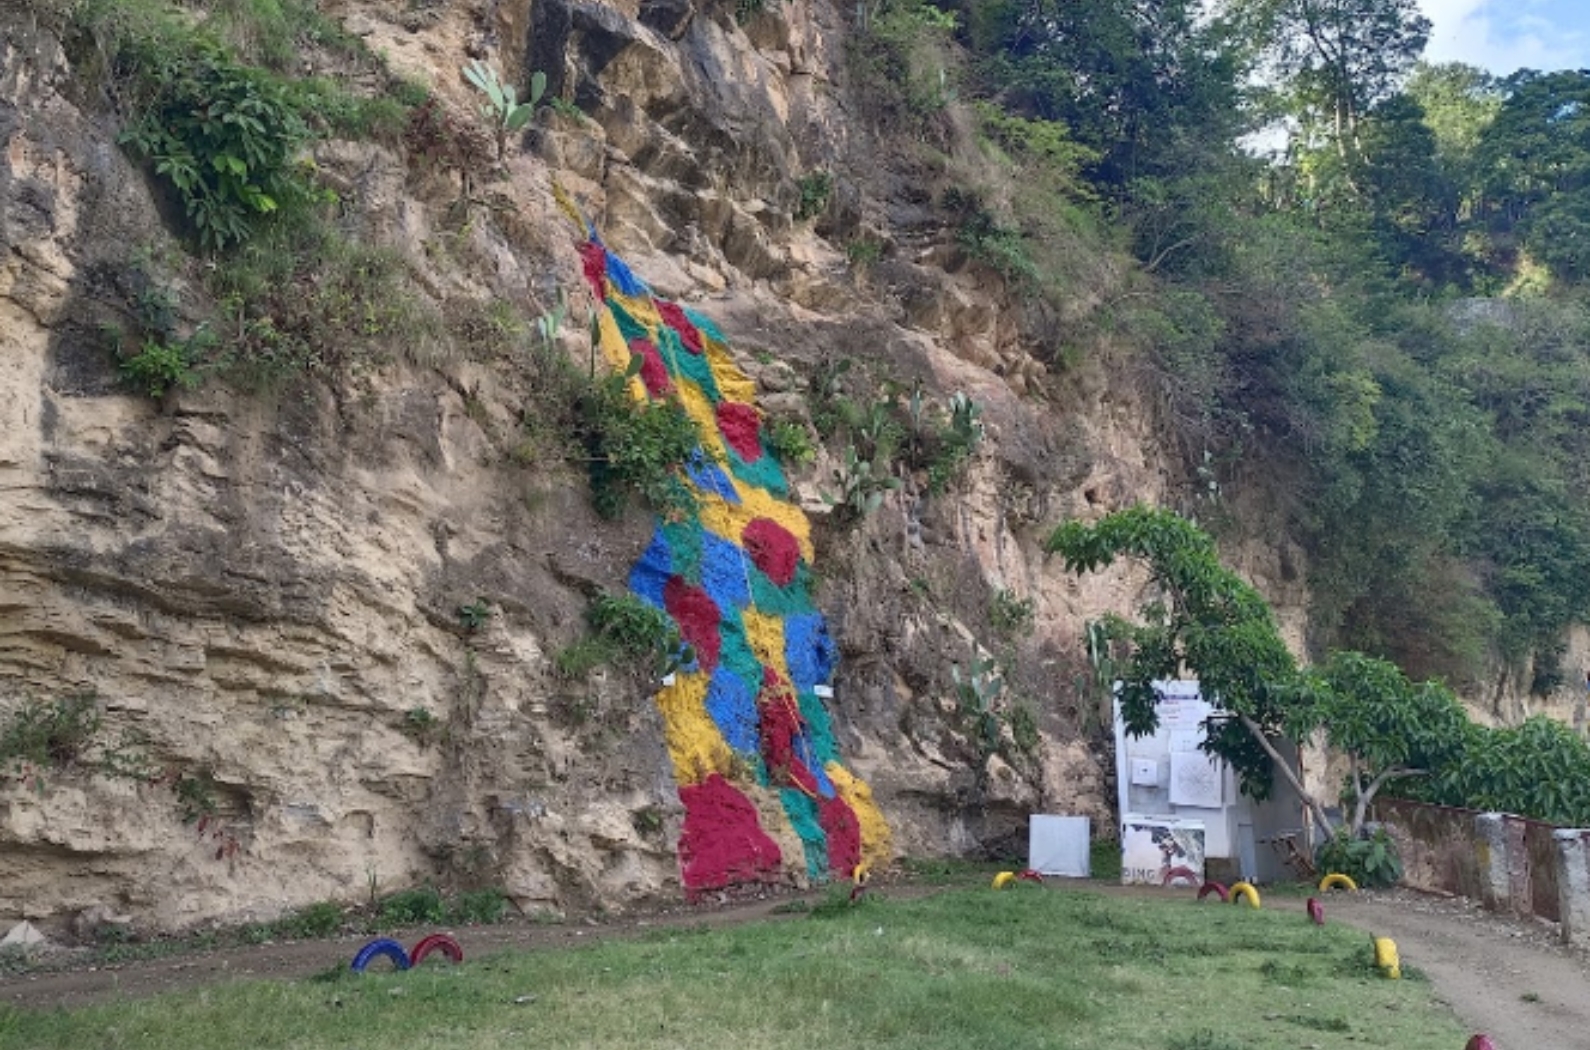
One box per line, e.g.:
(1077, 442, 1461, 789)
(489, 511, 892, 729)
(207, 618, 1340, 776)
(1197, 880, 1229, 903)
(1162, 865, 1199, 888)
(1018, 869, 1044, 883)
(1465, 1035, 1497, 1050)
(1372, 935, 1400, 979)
(991, 871, 1017, 890)
(852, 863, 871, 886)
(1306, 897, 1325, 925)
(849, 881, 868, 903)
(409, 933, 464, 966)
(350, 938, 411, 973)
(1318, 872, 1359, 892)
(1229, 881, 1261, 909)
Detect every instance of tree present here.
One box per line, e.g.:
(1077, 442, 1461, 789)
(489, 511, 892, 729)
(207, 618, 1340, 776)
(1237, 0, 1430, 169)
(966, 0, 1246, 185)
(1287, 651, 1470, 834)
(1047, 506, 1477, 841)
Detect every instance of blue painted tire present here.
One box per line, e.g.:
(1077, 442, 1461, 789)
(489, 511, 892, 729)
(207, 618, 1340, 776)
(350, 937, 411, 972)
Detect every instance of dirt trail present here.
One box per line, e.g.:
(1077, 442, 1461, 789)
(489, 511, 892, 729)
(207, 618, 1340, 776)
(1327, 889, 1590, 1050)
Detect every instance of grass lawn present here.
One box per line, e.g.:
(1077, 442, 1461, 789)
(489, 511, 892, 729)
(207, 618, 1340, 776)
(0, 884, 1466, 1050)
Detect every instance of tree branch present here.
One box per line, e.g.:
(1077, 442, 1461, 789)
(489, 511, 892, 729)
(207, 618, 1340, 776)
(1238, 713, 1335, 839)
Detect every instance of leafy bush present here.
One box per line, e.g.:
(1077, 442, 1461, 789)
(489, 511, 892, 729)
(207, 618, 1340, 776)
(767, 419, 817, 467)
(114, 332, 211, 398)
(378, 885, 446, 927)
(575, 375, 699, 518)
(114, 36, 320, 250)
(1313, 827, 1403, 888)
(275, 901, 343, 939)
(794, 171, 833, 221)
(588, 593, 692, 674)
(447, 887, 509, 925)
(990, 589, 1035, 638)
(0, 694, 102, 772)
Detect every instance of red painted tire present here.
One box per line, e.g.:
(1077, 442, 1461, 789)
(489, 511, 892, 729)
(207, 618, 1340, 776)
(1306, 897, 1325, 926)
(1162, 865, 1199, 888)
(1018, 869, 1044, 883)
(1465, 1036, 1496, 1050)
(1197, 880, 1229, 902)
(409, 933, 464, 966)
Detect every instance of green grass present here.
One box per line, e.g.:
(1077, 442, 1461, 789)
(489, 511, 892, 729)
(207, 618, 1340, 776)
(0, 887, 1465, 1050)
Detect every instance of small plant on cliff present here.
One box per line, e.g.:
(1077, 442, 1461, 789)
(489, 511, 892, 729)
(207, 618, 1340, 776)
(575, 374, 700, 519)
(952, 654, 1005, 756)
(402, 706, 439, 745)
(767, 418, 817, 467)
(0, 694, 103, 783)
(114, 330, 213, 398)
(403, 95, 494, 204)
(457, 599, 493, 632)
(821, 445, 899, 521)
(989, 589, 1035, 639)
(461, 60, 545, 162)
(794, 171, 833, 221)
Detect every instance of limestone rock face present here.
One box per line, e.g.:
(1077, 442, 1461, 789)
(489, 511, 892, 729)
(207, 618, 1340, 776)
(0, 0, 1290, 935)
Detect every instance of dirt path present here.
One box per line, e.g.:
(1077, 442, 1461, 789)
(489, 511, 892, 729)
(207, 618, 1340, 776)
(1327, 889, 1590, 1050)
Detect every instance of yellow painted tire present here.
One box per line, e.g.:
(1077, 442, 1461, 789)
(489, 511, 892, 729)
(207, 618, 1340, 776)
(992, 871, 1017, 890)
(1373, 936, 1400, 979)
(1318, 872, 1359, 892)
(1229, 881, 1261, 909)
(852, 863, 871, 886)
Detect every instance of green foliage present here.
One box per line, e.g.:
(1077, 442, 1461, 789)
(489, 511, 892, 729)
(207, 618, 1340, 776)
(952, 654, 1005, 756)
(989, 589, 1036, 638)
(273, 901, 344, 939)
(114, 331, 211, 398)
(1413, 716, 1590, 827)
(462, 60, 546, 162)
(378, 884, 446, 927)
(0, 694, 103, 775)
(403, 95, 494, 201)
(402, 707, 439, 745)
(447, 887, 509, 925)
(174, 774, 219, 824)
(845, 238, 883, 269)
(821, 445, 900, 521)
(92, 2, 322, 252)
(734, 0, 766, 24)
(1313, 828, 1403, 888)
(585, 593, 692, 676)
(457, 599, 492, 632)
(793, 171, 832, 221)
(846, 0, 962, 127)
(766, 419, 817, 467)
(208, 223, 442, 386)
(575, 375, 700, 519)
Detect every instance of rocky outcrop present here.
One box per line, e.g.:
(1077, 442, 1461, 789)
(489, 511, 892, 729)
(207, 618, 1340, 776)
(0, 0, 1224, 935)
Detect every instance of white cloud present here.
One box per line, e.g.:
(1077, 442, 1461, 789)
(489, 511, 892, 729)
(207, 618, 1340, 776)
(1418, 0, 1589, 73)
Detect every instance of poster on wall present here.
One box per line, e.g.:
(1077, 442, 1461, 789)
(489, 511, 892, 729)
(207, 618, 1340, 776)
(1121, 817, 1205, 887)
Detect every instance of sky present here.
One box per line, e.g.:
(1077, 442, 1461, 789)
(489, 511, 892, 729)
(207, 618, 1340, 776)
(1419, 0, 1590, 74)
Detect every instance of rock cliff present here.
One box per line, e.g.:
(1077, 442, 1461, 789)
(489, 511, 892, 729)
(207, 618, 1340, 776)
(0, 0, 1568, 937)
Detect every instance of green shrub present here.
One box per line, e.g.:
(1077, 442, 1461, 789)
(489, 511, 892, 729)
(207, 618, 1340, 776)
(114, 35, 321, 250)
(990, 589, 1035, 638)
(794, 171, 833, 221)
(767, 419, 817, 467)
(1313, 828, 1402, 889)
(447, 887, 509, 925)
(575, 375, 699, 519)
(114, 332, 211, 398)
(275, 901, 343, 939)
(378, 885, 446, 927)
(0, 694, 102, 772)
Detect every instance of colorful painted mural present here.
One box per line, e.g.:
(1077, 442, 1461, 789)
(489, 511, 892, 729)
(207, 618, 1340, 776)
(576, 233, 891, 894)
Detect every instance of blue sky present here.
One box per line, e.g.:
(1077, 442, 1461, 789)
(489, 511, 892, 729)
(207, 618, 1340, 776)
(1419, 0, 1590, 74)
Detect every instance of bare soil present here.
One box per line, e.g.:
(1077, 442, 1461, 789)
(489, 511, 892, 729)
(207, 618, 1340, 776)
(1327, 889, 1590, 1050)
(4, 880, 1588, 1050)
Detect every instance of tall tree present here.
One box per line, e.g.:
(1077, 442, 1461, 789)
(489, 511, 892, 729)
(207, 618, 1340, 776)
(1236, 0, 1430, 167)
(966, 0, 1246, 185)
